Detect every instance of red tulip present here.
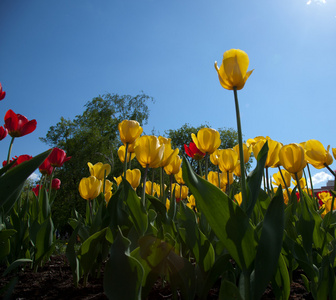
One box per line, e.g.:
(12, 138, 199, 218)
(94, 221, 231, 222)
(39, 158, 53, 176)
(32, 185, 41, 197)
(3, 154, 33, 168)
(0, 83, 5, 101)
(184, 142, 205, 160)
(4, 109, 37, 138)
(0, 126, 7, 140)
(51, 178, 61, 190)
(48, 147, 71, 167)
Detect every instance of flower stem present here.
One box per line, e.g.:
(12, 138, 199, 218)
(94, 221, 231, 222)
(233, 88, 247, 208)
(141, 165, 149, 208)
(124, 143, 129, 176)
(6, 136, 15, 164)
(205, 154, 209, 180)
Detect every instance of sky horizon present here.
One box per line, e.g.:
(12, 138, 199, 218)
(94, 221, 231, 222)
(1, 0, 336, 189)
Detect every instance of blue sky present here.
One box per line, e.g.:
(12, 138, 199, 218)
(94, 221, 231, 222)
(1, 0, 335, 187)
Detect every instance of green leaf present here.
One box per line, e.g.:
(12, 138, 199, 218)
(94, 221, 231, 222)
(0, 149, 51, 209)
(3, 258, 32, 276)
(219, 279, 243, 300)
(78, 227, 108, 276)
(65, 225, 81, 287)
(34, 217, 54, 264)
(246, 141, 268, 218)
(123, 178, 148, 236)
(182, 157, 256, 270)
(252, 188, 285, 300)
(104, 229, 144, 300)
(271, 254, 290, 300)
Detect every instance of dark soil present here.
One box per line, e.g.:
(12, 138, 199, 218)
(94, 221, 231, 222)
(0, 255, 313, 300)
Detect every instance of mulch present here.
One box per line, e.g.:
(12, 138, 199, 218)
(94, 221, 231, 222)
(0, 255, 313, 300)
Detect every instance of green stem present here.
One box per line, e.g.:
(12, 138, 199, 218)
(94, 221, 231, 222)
(123, 143, 129, 177)
(141, 165, 149, 208)
(295, 172, 304, 202)
(198, 159, 203, 177)
(325, 163, 336, 177)
(265, 167, 270, 195)
(278, 166, 290, 200)
(217, 165, 221, 189)
(205, 153, 209, 180)
(6, 136, 15, 164)
(160, 167, 164, 202)
(233, 88, 247, 208)
(227, 171, 230, 195)
(306, 164, 315, 200)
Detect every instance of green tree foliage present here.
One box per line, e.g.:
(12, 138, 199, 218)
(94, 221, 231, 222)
(40, 93, 153, 234)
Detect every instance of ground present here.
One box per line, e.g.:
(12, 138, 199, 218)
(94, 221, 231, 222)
(0, 255, 313, 300)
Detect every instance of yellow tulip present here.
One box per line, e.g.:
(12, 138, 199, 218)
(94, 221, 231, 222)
(187, 194, 196, 210)
(174, 167, 185, 185)
(321, 198, 336, 218)
(253, 138, 281, 168)
(234, 192, 242, 206)
(118, 145, 135, 163)
(233, 143, 251, 164)
(87, 162, 111, 180)
(158, 137, 179, 168)
(114, 176, 122, 186)
(118, 120, 143, 144)
(332, 148, 336, 160)
(134, 135, 164, 168)
(105, 190, 112, 203)
(233, 162, 242, 177)
(125, 169, 141, 190)
(214, 49, 254, 90)
(164, 155, 182, 175)
(246, 136, 268, 148)
(318, 191, 333, 204)
(218, 149, 239, 173)
(208, 171, 226, 190)
(272, 169, 291, 188)
(78, 176, 102, 201)
(145, 181, 156, 196)
(166, 199, 170, 211)
(172, 183, 189, 200)
(292, 177, 307, 190)
(304, 139, 333, 169)
(279, 143, 307, 174)
(210, 149, 222, 166)
(191, 128, 221, 154)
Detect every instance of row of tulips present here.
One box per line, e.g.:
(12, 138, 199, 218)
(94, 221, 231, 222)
(0, 87, 73, 276)
(2, 48, 336, 299)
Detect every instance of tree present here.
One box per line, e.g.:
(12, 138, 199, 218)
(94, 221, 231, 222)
(40, 93, 153, 233)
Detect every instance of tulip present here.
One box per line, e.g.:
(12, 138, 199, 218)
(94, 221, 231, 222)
(191, 128, 221, 155)
(317, 191, 332, 205)
(234, 192, 242, 206)
(174, 168, 185, 185)
(87, 162, 111, 180)
(164, 155, 182, 176)
(118, 145, 135, 163)
(292, 177, 307, 190)
(0, 126, 8, 140)
(3, 154, 33, 168)
(105, 190, 112, 203)
(214, 49, 253, 91)
(272, 169, 291, 189)
(208, 171, 227, 190)
(125, 168, 141, 190)
(304, 139, 333, 169)
(233, 162, 242, 177)
(114, 175, 122, 186)
(32, 185, 42, 197)
(321, 198, 336, 218)
(134, 135, 164, 168)
(118, 120, 143, 144)
(51, 178, 61, 190)
(166, 199, 170, 211)
(233, 143, 251, 164)
(187, 195, 196, 210)
(172, 183, 189, 202)
(145, 181, 157, 196)
(210, 149, 221, 166)
(184, 142, 205, 160)
(332, 148, 336, 160)
(48, 148, 71, 167)
(39, 158, 53, 176)
(0, 83, 6, 100)
(158, 137, 179, 168)
(253, 138, 281, 168)
(246, 136, 268, 148)
(78, 176, 102, 201)
(4, 109, 37, 138)
(219, 148, 239, 173)
(279, 143, 307, 190)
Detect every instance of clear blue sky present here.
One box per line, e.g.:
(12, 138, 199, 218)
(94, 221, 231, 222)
(1, 0, 335, 187)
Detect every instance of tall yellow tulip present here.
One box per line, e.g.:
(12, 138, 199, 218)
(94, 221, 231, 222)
(233, 143, 251, 164)
(158, 137, 179, 168)
(218, 149, 239, 173)
(78, 176, 102, 201)
(118, 120, 143, 144)
(172, 183, 189, 201)
(134, 135, 164, 168)
(125, 169, 141, 190)
(279, 144, 307, 174)
(87, 162, 111, 180)
(272, 169, 291, 188)
(253, 138, 281, 168)
(191, 128, 221, 155)
(214, 49, 254, 90)
(174, 168, 185, 185)
(164, 155, 182, 175)
(304, 139, 333, 169)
